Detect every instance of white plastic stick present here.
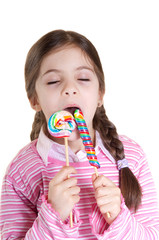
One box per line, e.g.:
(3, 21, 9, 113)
(64, 137, 73, 228)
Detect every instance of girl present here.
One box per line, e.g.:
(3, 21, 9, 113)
(0, 30, 159, 239)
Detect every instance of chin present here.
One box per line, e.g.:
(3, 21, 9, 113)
(68, 129, 81, 141)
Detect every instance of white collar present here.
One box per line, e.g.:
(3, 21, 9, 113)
(36, 128, 116, 166)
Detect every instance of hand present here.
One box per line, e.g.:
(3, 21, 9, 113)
(92, 174, 121, 225)
(48, 166, 80, 221)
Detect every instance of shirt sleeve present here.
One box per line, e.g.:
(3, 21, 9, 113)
(90, 154, 159, 239)
(0, 176, 81, 240)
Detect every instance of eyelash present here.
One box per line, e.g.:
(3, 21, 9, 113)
(47, 78, 90, 85)
(78, 78, 90, 81)
(47, 81, 60, 85)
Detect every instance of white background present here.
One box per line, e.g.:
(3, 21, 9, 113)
(0, 0, 159, 197)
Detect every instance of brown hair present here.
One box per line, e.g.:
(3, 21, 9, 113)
(25, 29, 142, 211)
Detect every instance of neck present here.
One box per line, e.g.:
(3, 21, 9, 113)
(68, 138, 85, 154)
(69, 128, 96, 154)
(45, 123, 96, 154)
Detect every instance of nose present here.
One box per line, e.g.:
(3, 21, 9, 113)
(65, 89, 77, 95)
(62, 81, 78, 96)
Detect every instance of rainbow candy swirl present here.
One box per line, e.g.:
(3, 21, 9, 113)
(74, 109, 100, 168)
(48, 110, 76, 138)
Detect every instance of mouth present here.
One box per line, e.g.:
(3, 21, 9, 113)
(63, 105, 81, 115)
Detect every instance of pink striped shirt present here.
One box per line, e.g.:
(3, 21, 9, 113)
(0, 129, 159, 239)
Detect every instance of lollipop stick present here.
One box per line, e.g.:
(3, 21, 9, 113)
(64, 137, 73, 228)
(106, 211, 111, 218)
(94, 167, 110, 218)
(94, 167, 99, 177)
(64, 137, 69, 167)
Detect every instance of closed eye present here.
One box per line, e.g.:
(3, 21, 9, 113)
(47, 81, 60, 85)
(78, 78, 90, 81)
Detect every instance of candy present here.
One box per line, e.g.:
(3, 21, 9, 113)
(48, 110, 76, 228)
(48, 110, 76, 138)
(74, 109, 100, 169)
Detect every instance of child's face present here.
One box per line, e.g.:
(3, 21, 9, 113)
(32, 45, 103, 141)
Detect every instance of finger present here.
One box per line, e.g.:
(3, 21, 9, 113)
(72, 195, 80, 205)
(61, 177, 78, 190)
(99, 202, 112, 215)
(99, 200, 120, 217)
(96, 195, 111, 207)
(93, 175, 115, 190)
(92, 173, 97, 182)
(68, 186, 80, 196)
(51, 166, 77, 185)
(95, 186, 112, 198)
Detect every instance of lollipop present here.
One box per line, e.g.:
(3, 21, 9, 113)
(48, 110, 76, 227)
(48, 110, 76, 138)
(74, 109, 100, 174)
(74, 109, 110, 218)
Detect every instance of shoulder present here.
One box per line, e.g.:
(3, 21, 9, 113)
(2, 140, 46, 204)
(119, 135, 146, 170)
(119, 135, 145, 157)
(5, 140, 44, 185)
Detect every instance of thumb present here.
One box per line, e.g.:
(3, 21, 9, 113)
(52, 166, 77, 185)
(92, 173, 97, 185)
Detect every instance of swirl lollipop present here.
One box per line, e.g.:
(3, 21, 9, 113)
(48, 110, 76, 227)
(48, 110, 76, 138)
(74, 109, 100, 175)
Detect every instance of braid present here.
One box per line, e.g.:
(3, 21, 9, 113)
(93, 106, 125, 161)
(30, 111, 46, 141)
(93, 105, 142, 211)
(24, 30, 142, 211)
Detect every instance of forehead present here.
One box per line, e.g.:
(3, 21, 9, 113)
(40, 45, 94, 71)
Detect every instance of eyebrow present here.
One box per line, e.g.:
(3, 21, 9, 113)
(76, 66, 94, 73)
(41, 66, 94, 77)
(41, 69, 61, 77)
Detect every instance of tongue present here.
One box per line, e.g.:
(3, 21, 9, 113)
(65, 107, 78, 115)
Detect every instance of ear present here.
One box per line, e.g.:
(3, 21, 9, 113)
(98, 91, 104, 107)
(98, 101, 103, 108)
(29, 96, 41, 112)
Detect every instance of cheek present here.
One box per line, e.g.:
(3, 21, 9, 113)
(36, 94, 55, 120)
(84, 96, 99, 123)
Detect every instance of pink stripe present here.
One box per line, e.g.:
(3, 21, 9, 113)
(0, 135, 159, 239)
